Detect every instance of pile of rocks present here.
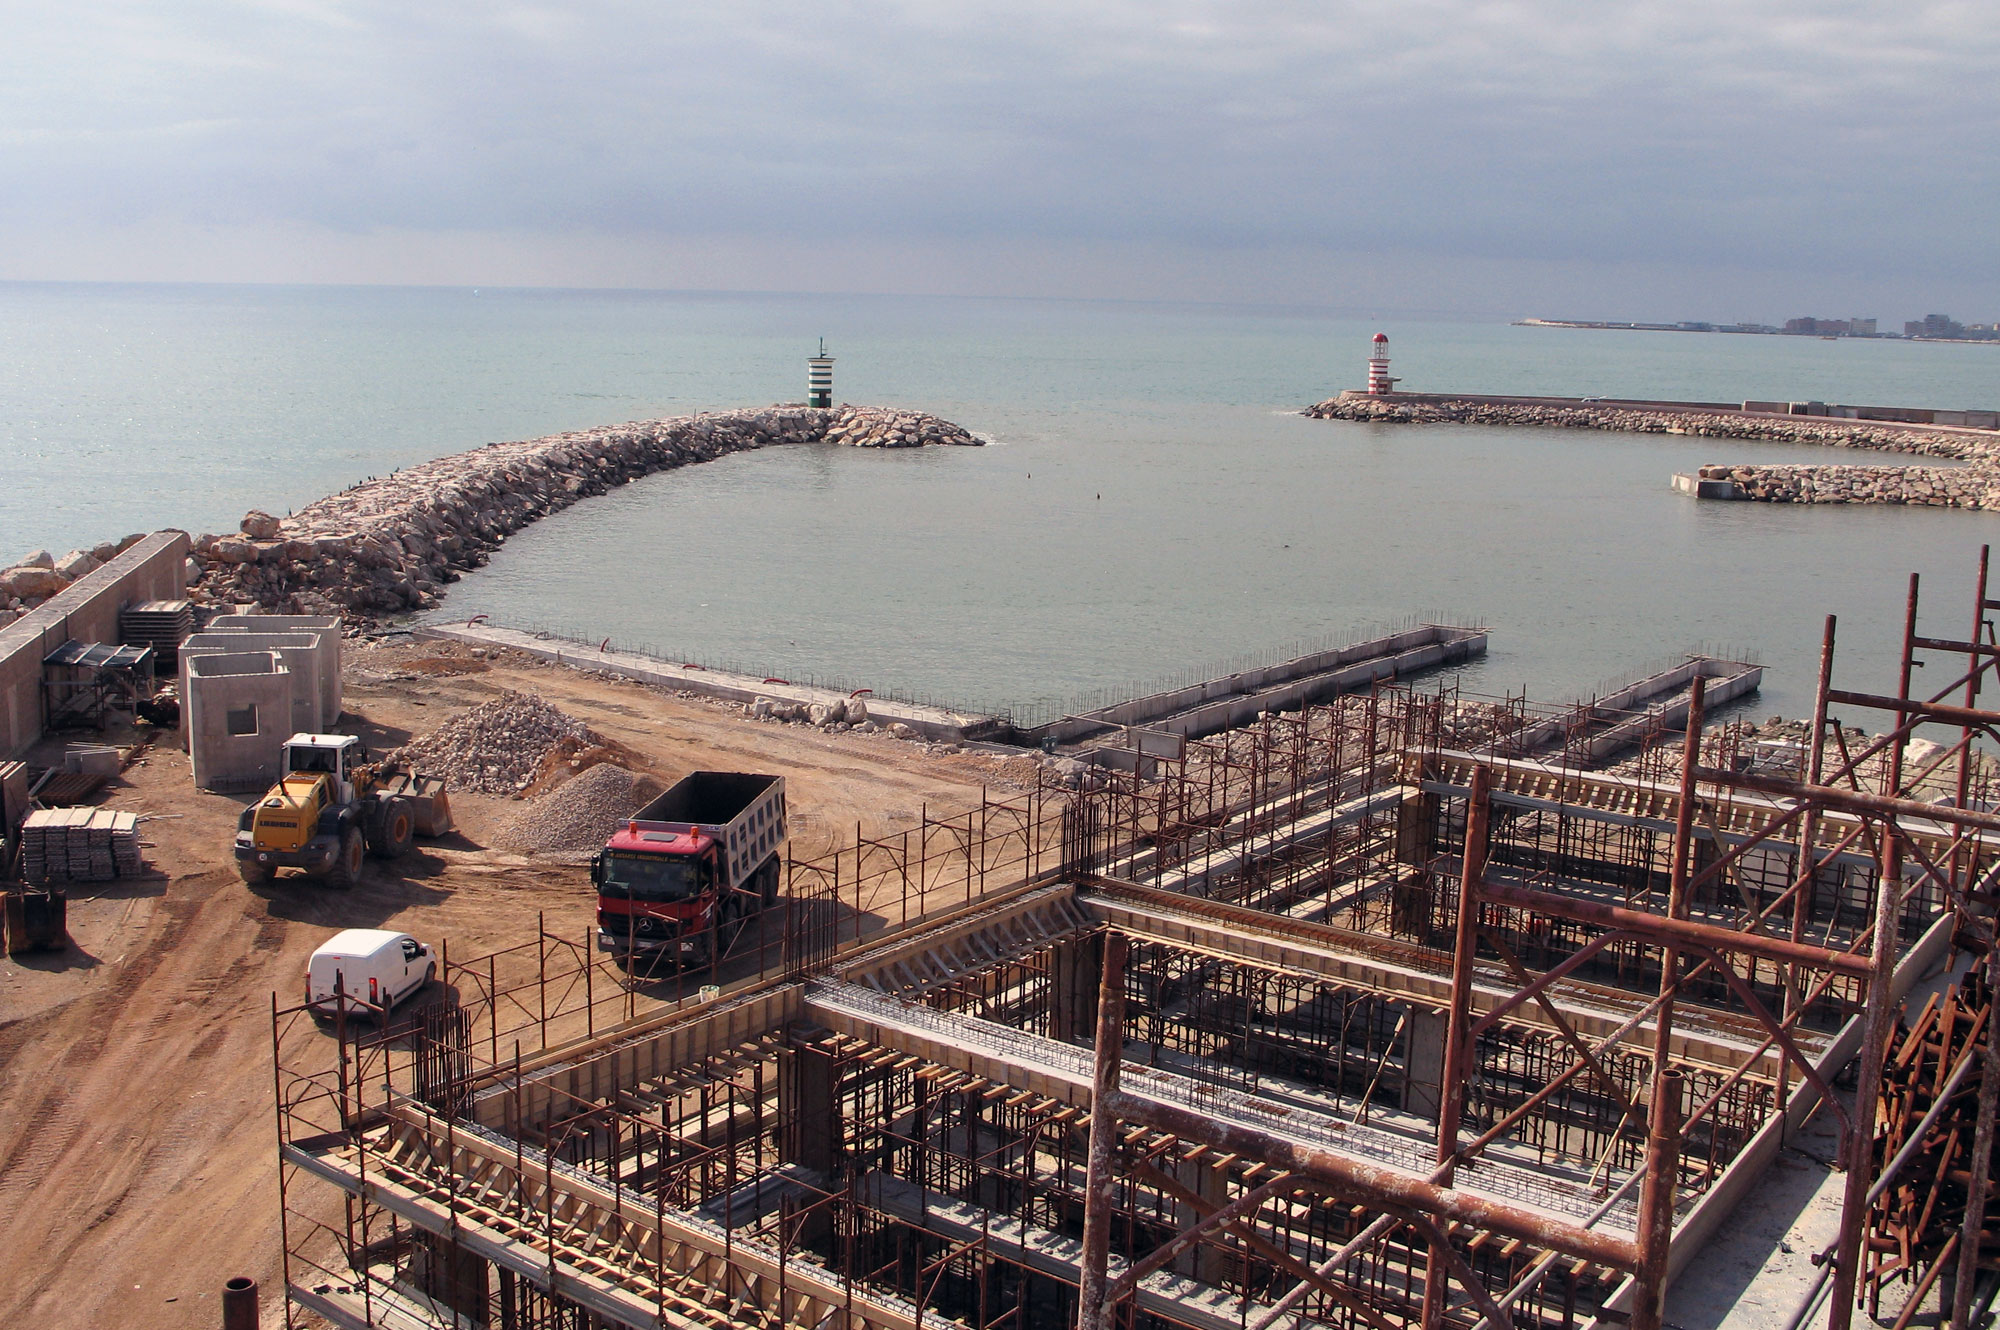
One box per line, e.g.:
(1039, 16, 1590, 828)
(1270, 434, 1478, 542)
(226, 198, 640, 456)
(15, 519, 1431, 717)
(493, 762, 663, 854)
(185, 404, 980, 622)
(822, 407, 980, 448)
(391, 692, 599, 794)
(1695, 462, 1999, 509)
(0, 535, 152, 623)
(1307, 394, 2000, 512)
(750, 694, 869, 727)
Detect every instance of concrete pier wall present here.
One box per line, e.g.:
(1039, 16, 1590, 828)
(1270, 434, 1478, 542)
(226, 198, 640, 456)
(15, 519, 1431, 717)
(0, 532, 190, 758)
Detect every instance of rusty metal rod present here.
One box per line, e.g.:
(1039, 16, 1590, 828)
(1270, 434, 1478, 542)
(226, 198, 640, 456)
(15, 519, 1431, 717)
(1951, 945, 2000, 1330)
(1700, 767, 2000, 837)
(1098, 1088, 1641, 1272)
(1075, 931, 1128, 1330)
(1474, 878, 1874, 977)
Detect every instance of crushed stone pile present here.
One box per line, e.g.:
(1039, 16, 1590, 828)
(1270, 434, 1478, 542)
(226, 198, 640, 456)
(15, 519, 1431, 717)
(493, 763, 664, 854)
(392, 691, 599, 794)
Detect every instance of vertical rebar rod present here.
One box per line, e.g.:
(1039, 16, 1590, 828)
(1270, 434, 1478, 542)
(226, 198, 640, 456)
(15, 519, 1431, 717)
(1077, 931, 1129, 1330)
(1828, 854, 1905, 1330)
(1632, 675, 1704, 1330)
(1425, 762, 1490, 1330)
(1951, 945, 2000, 1329)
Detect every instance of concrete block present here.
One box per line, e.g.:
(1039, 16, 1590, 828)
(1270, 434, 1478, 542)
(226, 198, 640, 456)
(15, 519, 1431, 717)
(184, 651, 295, 791)
(207, 615, 343, 725)
(181, 631, 332, 735)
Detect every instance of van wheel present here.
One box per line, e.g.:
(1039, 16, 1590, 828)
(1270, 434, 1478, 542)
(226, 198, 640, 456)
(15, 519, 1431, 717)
(373, 800, 416, 859)
(327, 828, 364, 890)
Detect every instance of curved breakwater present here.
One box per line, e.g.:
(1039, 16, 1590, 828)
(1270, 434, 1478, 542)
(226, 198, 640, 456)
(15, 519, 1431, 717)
(182, 404, 979, 620)
(1308, 393, 2000, 510)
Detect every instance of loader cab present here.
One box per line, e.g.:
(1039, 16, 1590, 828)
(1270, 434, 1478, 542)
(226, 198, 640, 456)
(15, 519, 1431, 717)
(284, 734, 366, 806)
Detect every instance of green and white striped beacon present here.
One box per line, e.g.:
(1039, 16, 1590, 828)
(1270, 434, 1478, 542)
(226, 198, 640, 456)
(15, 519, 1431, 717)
(808, 338, 834, 409)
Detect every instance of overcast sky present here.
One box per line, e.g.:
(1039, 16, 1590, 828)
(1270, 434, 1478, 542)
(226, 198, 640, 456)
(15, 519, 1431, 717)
(1, 2, 1994, 317)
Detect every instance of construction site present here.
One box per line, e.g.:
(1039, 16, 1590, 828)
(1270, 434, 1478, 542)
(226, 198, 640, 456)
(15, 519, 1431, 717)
(254, 551, 2000, 1330)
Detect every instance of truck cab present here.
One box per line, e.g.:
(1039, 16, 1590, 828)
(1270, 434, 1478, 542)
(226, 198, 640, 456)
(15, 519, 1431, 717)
(593, 772, 785, 969)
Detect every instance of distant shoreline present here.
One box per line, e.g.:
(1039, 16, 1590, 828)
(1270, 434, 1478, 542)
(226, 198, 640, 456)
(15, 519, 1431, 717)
(1515, 317, 1998, 345)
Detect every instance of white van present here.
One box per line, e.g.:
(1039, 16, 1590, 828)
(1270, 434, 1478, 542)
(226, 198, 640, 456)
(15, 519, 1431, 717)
(306, 929, 436, 1016)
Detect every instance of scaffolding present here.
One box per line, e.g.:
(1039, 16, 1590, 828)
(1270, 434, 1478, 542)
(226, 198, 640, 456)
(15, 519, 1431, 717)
(273, 555, 2000, 1330)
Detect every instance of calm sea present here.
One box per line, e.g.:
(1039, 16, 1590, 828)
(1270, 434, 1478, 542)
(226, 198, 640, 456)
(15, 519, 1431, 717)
(5, 282, 1998, 724)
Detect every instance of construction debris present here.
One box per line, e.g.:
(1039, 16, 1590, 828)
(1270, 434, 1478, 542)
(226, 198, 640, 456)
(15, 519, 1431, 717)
(388, 691, 599, 794)
(492, 763, 664, 855)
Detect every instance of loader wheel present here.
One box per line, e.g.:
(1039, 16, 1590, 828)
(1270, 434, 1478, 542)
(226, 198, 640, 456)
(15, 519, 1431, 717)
(328, 828, 365, 891)
(373, 799, 416, 859)
(238, 859, 275, 886)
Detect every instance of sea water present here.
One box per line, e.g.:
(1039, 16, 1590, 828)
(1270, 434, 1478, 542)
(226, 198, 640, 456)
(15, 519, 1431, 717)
(4, 282, 1998, 722)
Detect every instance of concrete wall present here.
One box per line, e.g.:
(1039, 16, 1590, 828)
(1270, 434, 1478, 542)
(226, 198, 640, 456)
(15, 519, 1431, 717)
(0, 532, 191, 758)
(180, 631, 332, 735)
(207, 615, 343, 724)
(185, 652, 295, 791)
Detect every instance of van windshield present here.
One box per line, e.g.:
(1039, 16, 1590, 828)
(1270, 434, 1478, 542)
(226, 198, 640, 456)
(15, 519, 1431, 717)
(600, 852, 703, 902)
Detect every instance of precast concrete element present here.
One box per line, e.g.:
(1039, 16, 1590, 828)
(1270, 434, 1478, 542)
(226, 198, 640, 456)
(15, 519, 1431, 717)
(180, 632, 332, 736)
(184, 651, 296, 791)
(207, 615, 343, 724)
(0, 531, 190, 757)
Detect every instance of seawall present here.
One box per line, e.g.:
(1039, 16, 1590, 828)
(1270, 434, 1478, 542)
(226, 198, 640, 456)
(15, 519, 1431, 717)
(1308, 391, 2000, 511)
(186, 404, 979, 620)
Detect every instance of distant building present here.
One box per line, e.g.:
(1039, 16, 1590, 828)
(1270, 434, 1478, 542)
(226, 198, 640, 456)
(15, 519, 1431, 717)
(1850, 318, 1876, 336)
(1784, 317, 1852, 335)
(1908, 314, 1965, 339)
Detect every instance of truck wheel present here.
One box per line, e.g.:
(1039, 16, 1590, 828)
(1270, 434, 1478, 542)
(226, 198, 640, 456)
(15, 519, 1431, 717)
(374, 799, 416, 859)
(327, 828, 364, 890)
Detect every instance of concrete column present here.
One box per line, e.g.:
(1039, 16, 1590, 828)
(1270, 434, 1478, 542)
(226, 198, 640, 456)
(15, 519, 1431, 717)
(780, 1037, 839, 1253)
(1403, 1005, 1448, 1121)
(1049, 931, 1105, 1046)
(1397, 788, 1440, 867)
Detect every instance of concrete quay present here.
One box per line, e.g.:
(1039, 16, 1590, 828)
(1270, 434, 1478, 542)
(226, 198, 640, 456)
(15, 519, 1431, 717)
(186, 404, 980, 622)
(417, 621, 1000, 742)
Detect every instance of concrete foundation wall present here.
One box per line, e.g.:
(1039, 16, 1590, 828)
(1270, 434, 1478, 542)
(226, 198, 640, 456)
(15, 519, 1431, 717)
(180, 632, 332, 735)
(207, 615, 343, 724)
(185, 651, 295, 791)
(0, 532, 191, 758)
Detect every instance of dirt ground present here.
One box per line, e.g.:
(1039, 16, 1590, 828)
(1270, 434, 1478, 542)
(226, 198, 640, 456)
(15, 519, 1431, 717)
(0, 638, 1047, 1329)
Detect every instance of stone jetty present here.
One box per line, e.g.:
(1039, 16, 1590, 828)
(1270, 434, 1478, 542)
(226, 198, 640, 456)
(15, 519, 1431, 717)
(0, 404, 978, 627)
(1309, 394, 2000, 511)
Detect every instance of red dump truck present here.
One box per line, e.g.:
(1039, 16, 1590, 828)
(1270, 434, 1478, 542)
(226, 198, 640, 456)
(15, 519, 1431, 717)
(593, 771, 786, 969)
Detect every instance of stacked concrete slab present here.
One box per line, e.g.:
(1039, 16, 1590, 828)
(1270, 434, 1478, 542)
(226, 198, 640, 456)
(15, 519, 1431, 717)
(184, 651, 296, 791)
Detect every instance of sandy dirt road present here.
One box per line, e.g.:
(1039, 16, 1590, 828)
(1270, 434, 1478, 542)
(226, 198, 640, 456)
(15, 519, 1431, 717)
(0, 640, 1042, 1328)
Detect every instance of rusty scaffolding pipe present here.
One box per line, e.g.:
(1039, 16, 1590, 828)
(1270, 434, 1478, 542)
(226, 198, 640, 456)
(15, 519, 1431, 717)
(1076, 931, 1128, 1330)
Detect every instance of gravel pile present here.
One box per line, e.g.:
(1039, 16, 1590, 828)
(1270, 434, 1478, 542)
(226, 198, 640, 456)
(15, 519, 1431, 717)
(392, 691, 598, 793)
(493, 763, 663, 854)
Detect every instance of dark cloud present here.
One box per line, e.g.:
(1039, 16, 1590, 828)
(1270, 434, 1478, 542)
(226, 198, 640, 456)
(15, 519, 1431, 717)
(1, 2, 1994, 302)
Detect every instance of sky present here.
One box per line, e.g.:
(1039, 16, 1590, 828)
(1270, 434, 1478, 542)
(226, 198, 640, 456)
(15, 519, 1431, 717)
(1, 1, 1995, 319)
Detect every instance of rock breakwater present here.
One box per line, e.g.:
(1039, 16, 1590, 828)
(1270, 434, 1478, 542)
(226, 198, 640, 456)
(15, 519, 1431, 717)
(1308, 394, 2000, 511)
(180, 404, 979, 620)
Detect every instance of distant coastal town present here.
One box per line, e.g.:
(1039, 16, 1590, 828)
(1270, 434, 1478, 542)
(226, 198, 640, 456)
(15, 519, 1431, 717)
(1517, 312, 1999, 342)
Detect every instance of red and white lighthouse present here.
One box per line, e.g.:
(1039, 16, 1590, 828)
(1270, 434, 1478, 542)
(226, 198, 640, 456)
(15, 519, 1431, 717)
(1366, 333, 1394, 395)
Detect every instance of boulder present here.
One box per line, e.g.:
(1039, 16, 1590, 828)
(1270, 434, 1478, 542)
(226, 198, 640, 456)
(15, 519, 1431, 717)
(887, 722, 919, 741)
(842, 696, 868, 724)
(1, 566, 62, 599)
(241, 510, 283, 540)
(53, 550, 99, 580)
(211, 538, 259, 564)
(90, 541, 120, 564)
(18, 549, 54, 570)
(807, 702, 836, 726)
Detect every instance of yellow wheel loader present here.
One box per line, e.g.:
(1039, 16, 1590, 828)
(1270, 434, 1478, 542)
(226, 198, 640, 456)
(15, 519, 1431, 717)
(234, 734, 452, 888)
